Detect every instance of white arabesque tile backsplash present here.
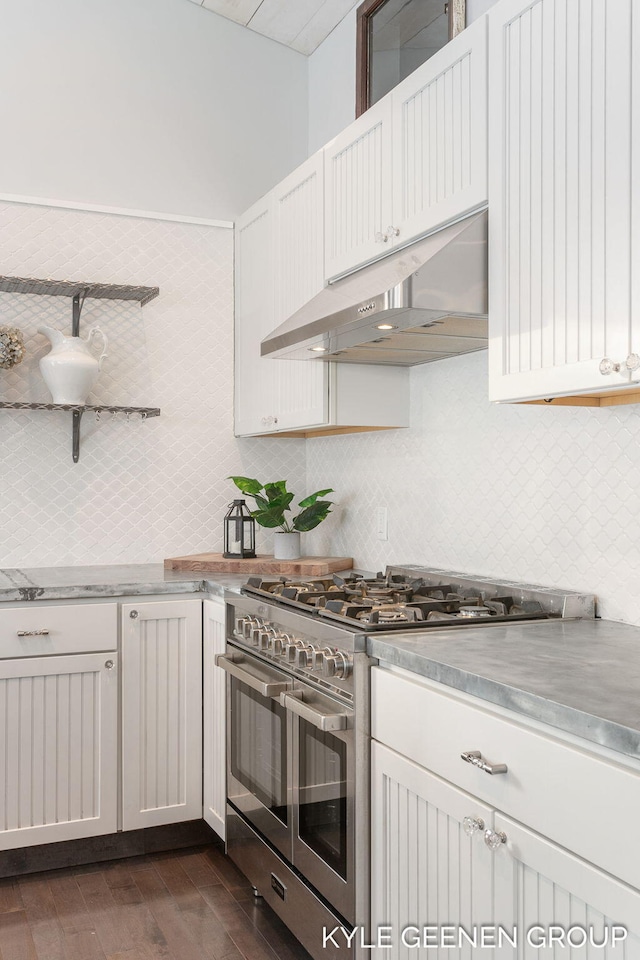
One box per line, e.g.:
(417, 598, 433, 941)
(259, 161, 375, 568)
(0, 200, 305, 566)
(2, 199, 640, 627)
(305, 351, 640, 626)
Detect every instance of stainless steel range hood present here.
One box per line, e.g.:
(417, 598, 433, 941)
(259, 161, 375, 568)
(261, 210, 487, 365)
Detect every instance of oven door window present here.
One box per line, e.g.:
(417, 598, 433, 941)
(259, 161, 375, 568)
(230, 678, 288, 825)
(298, 719, 347, 879)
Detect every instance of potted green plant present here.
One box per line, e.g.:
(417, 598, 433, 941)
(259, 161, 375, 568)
(228, 477, 334, 560)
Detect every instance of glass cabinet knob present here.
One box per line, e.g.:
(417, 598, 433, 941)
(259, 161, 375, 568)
(484, 828, 507, 851)
(599, 358, 621, 375)
(462, 816, 485, 837)
(626, 353, 640, 372)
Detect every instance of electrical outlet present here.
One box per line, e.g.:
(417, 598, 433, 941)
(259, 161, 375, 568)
(376, 506, 388, 541)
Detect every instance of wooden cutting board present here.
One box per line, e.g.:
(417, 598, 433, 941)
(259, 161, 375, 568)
(164, 553, 353, 576)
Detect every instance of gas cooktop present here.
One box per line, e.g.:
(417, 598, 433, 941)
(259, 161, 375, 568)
(241, 567, 595, 632)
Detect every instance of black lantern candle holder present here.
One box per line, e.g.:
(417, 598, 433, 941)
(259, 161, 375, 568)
(223, 499, 256, 559)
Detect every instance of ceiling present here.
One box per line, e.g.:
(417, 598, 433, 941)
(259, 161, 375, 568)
(185, 0, 361, 55)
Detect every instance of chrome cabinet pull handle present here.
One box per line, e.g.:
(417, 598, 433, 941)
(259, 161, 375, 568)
(215, 653, 291, 698)
(279, 690, 350, 732)
(461, 750, 508, 775)
(17, 629, 50, 637)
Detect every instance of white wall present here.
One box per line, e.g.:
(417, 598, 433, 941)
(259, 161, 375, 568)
(1, 0, 308, 221)
(308, 10, 357, 155)
(306, 351, 640, 626)
(0, 200, 306, 565)
(307, 0, 500, 155)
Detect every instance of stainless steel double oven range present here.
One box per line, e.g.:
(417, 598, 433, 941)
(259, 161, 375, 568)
(217, 568, 595, 960)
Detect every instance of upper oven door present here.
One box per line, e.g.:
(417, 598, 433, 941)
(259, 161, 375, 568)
(218, 648, 293, 859)
(280, 686, 355, 924)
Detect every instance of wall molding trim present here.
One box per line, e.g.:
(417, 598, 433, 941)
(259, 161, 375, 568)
(0, 193, 233, 229)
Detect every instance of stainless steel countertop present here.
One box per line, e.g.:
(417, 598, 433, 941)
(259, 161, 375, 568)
(368, 618, 640, 760)
(0, 564, 246, 602)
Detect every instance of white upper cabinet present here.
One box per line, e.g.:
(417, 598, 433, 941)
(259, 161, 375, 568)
(271, 153, 329, 431)
(234, 163, 329, 437)
(324, 18, 488, 281)
(235, 154, 409, 438)
(488, 0, 637, 403)
(234, 195, 277, 437)
(391, 17, 488, 248)
(324, 97, 394, 280)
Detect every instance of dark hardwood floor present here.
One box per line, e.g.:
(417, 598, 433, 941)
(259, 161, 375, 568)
(0, 844, 313, 960)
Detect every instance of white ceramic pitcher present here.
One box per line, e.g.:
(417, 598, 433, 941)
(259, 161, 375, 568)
(38, 324, 108, 404)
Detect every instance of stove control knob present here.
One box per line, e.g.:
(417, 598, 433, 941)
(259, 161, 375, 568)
(322, 651, 352, 680)
(270, 636, 284, 655)
(249, 622, 265, 645)
(284, 639, 305, 662)
(242, 617, 259, 640)
(295, 645, 315, 668)
(314, 647, 334, 670)
(258, 629, 276, 651)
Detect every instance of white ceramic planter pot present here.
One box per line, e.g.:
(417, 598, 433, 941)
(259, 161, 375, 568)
(273, 531, 301, 561)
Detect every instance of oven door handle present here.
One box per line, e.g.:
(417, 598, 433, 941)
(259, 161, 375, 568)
(215, 653, 291, 698)
(279, 690, 350, 732)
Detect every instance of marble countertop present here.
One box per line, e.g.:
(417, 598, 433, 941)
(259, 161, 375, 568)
(4, 564, 640, 761)
(369, 618, 640, 759)
(0, 564, 247, 602)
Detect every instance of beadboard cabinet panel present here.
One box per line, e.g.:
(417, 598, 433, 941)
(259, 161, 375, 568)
(121, 600, 203, 830)
(488, 0, 635, 401)
(234, 197, 277, 437)
(371, 741, 494, 957)
(0, 653, 118, 849)
(203, 598, 226, 840)
(494, 815, 640, 957)
(324, 97, 394, 280)
(392, 16, 488, 245)
(272, 152, 329, 430)
(235, 191, 328, 436)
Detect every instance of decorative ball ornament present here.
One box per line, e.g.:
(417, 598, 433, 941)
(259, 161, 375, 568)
(0, 327, 26, 369)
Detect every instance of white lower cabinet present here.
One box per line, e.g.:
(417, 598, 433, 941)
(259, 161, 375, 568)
(203, 597, 226, 840)
(121, 599, 203, 830)
(371, 666, 640, 958)
(0, 601, 120, 850)
(494, 815, 640, 959)
(372, 741, 495, 953)
(0, 651, 118, 850)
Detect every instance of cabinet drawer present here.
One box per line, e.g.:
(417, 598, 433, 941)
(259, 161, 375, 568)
(372, 666, 640, 890)
(0, 603, 117, 658)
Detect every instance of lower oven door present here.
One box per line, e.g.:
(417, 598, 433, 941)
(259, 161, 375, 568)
(217, 649, 292, 860)
(281, 687, 355, 924)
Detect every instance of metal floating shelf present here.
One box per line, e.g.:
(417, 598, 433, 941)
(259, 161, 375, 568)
(0, 402, 161, 463)
(0, 275, 159, 306)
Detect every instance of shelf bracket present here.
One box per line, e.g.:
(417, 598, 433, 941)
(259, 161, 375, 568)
(71, 288, 90, 337)
(72, 408, 83, 463)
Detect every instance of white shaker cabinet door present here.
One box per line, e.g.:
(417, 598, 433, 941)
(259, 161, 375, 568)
(121, 600, 203, 830)
(488, 0, 634, 402)
(371, 741, 495, 954)
(0, 652, 118, 849)
(324, 97, 393, 280)
(272, 152, 328, 430)
(203, 598, 226, 840)
(392, 16, 488, 246)
(493, 814, 640, 960)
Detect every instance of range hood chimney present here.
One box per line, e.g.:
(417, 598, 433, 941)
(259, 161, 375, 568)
(261, 211, 488, 366)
